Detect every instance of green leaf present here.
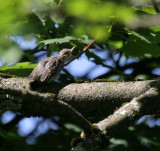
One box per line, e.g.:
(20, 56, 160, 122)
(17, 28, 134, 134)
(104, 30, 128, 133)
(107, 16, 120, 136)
(40, 35, 93, 45)
(64, 123, 81, 132)
(110, 138, 128, 148)
(131, 31, 150, 43)
(133, 6, 156, 15)
(40, 36, 76, 45)
(50, 13, 65, 24)
(24, 52, 36, 62)
(141, 6, 156, 15)
(0, 0, 30, 36)
(65, 0, 135, 23)
(139, 136, 159, 146)
(77, 35, 93, 44)
(150, 26, 160, 32)
(0, 62, 36, 77)
(108, 40, 123, 49)
(0, 45, 23, 65)
(0, 128, 23, 141)
(121, 31, 160, 58)
(20, 13, 44, 34)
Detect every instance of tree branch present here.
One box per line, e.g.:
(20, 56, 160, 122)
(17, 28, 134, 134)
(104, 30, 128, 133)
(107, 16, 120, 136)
(96, 88, 160, 137)
(72, 88, 160, 150)
(0, 77, 160, 117)
(57, 99, 93, 133)
(64, 39, 95, 66)
(0, 77, 94, 133)
(1, 77, 160, 150)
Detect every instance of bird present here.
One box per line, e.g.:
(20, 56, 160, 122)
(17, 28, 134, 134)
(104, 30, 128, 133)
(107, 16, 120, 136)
(28, 47, 75, 83)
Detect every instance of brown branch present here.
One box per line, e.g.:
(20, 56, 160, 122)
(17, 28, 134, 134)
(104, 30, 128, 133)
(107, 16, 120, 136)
(64, 39, 95, 66)
(82, 39, 95, 52)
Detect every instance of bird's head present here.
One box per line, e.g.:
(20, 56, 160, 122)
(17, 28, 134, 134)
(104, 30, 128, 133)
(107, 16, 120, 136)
(58, 47, 75, 62)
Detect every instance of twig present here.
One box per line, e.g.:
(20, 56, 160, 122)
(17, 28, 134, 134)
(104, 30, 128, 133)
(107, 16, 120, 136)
(96, 88, 160, 137)
(58, 0, 63, 6)
(64, 39, 95, 66)
(57, 100, 93, 133)
(82, 39, 95, 52)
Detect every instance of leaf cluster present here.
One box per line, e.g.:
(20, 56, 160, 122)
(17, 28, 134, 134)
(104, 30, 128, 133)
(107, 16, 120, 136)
(1, 0, 160, 150)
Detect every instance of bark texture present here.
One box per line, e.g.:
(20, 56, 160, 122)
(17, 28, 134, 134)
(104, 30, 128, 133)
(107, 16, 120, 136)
(0, 77, 160, 116)
(1, 76, 160, 151)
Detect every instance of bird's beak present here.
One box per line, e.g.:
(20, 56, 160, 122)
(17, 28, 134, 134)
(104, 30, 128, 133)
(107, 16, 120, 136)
(71, 46, 75, 52)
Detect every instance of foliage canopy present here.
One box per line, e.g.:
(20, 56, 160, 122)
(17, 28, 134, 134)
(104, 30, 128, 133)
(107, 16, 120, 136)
(0, 0, 160, 150)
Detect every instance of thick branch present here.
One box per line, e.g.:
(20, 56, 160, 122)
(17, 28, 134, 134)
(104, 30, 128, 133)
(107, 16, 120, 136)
(96, 88, 160, 137)
(0, 77, 94, 132)
(57, 80, 160, 116)
(72, 88, 160, 150)
(1, 77, 160, 150)
(0, 77, 160, 117)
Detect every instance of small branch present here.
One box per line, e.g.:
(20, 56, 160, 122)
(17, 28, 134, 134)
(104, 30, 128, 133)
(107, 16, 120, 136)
(72, 88, 160, 150)
(57, 100, 93, 133)
(151, 0, 160, 14)
(96, 88, 160, 137)
(64, 39, 95, 66)
(58, 0, 63, 6)
(82, 39, 95, 52)
(27, 46, 44, 55)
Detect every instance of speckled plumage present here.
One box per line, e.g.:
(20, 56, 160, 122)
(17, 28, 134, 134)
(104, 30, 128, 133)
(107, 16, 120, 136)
(28, 48, 74, 83)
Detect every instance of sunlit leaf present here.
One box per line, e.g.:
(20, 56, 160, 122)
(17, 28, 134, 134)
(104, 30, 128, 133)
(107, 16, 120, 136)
(108, 40, 123, 49)
(0, 0, 30, 36)
(89, 25, 110, 42)
(40, 35, 93, 45)
(65, 0, 135, 23)
(110, 138, 128, 148)
(150, 26, 160, 32)
(64, 123, 81, 132)
(131, 31, 150, 43)
(0, 62, 36, 77)
(41, 36, 76, 45)
(77, 35, 93, 44)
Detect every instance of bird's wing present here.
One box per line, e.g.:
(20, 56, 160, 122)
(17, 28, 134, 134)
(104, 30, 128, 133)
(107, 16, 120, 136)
(40, 56, 61, 83)
(28, 58, 49, 80)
